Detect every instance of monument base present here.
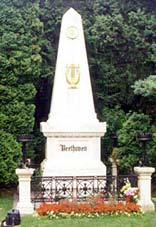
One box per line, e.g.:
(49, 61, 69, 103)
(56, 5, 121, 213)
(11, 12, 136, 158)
(41, 121, 107, 177)
(41, 158, 106, 176)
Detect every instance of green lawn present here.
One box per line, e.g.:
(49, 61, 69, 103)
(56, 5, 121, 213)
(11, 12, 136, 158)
(21, 213, 156, 227)
(0, 193, 13, 221)
(1, 193, 156, 227)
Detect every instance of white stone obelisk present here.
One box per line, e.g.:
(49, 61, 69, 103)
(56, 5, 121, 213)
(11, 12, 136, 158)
(41, 8, 107, 176)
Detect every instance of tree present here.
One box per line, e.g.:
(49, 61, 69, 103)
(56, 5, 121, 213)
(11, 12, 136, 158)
(0, 130, 21, 185)
(132, 75, 156, 118)
(0, 0, 43, 185)
(99, 106, 126, 162)
(87, 8, 156, 113)
(133, 75, 156, 97)
(117, 112, 156, 172)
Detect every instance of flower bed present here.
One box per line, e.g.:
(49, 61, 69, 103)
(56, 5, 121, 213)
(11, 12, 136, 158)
(36, 197, 142, 219)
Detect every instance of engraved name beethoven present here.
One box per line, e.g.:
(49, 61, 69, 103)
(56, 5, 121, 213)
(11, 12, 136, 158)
(60, 144, 87, 151)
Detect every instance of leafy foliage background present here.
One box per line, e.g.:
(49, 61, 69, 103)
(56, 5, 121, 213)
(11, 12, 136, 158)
(0, 0, 156, 185)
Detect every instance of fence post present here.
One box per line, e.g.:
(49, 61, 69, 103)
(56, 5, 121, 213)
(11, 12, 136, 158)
(134, 167, 155, 212)
(16, 168, 34, 214)
(109, 158, 118, 194)
(73, 176, 77, 199)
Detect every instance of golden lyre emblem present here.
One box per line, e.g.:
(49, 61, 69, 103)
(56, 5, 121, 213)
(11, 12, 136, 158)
(66, 64, 80, 89)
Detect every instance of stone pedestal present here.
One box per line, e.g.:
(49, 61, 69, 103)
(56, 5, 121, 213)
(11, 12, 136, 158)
(16, 168, 34, 215)
(41, 128, 106, 176)
(134, 167, 155, 212)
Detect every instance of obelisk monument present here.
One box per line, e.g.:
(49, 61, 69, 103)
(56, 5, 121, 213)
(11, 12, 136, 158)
(41, 8, 107, 176)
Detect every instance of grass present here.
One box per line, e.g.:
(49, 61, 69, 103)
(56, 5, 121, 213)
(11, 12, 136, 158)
(0, 193, 13, 221)
(22, 212, 156, 227)
(0, 193, 156, 227)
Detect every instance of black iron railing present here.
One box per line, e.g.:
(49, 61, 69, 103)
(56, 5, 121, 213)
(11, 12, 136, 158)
(31, 175, 137, 209)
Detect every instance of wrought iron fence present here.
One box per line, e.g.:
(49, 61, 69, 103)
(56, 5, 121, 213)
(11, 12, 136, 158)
(31, 175, 137, 209)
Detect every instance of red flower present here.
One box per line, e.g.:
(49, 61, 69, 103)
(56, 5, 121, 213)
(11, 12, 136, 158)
(36, 196, 142, 216)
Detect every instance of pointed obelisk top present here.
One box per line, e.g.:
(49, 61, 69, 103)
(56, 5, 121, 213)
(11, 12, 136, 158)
(63, 7, 81, 18)
(43, 8, 105, 130)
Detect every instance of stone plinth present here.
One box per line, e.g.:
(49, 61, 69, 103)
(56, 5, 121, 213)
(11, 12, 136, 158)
(134, 167, 155, 212)
(41, 129, 106, 176)
(16, 168, 34, 215)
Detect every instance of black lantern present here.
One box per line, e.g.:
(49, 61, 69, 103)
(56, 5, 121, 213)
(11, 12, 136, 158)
(17, 134, 33, 166)
(111, 133, 118, 148)
(137, 133, 152, 166)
